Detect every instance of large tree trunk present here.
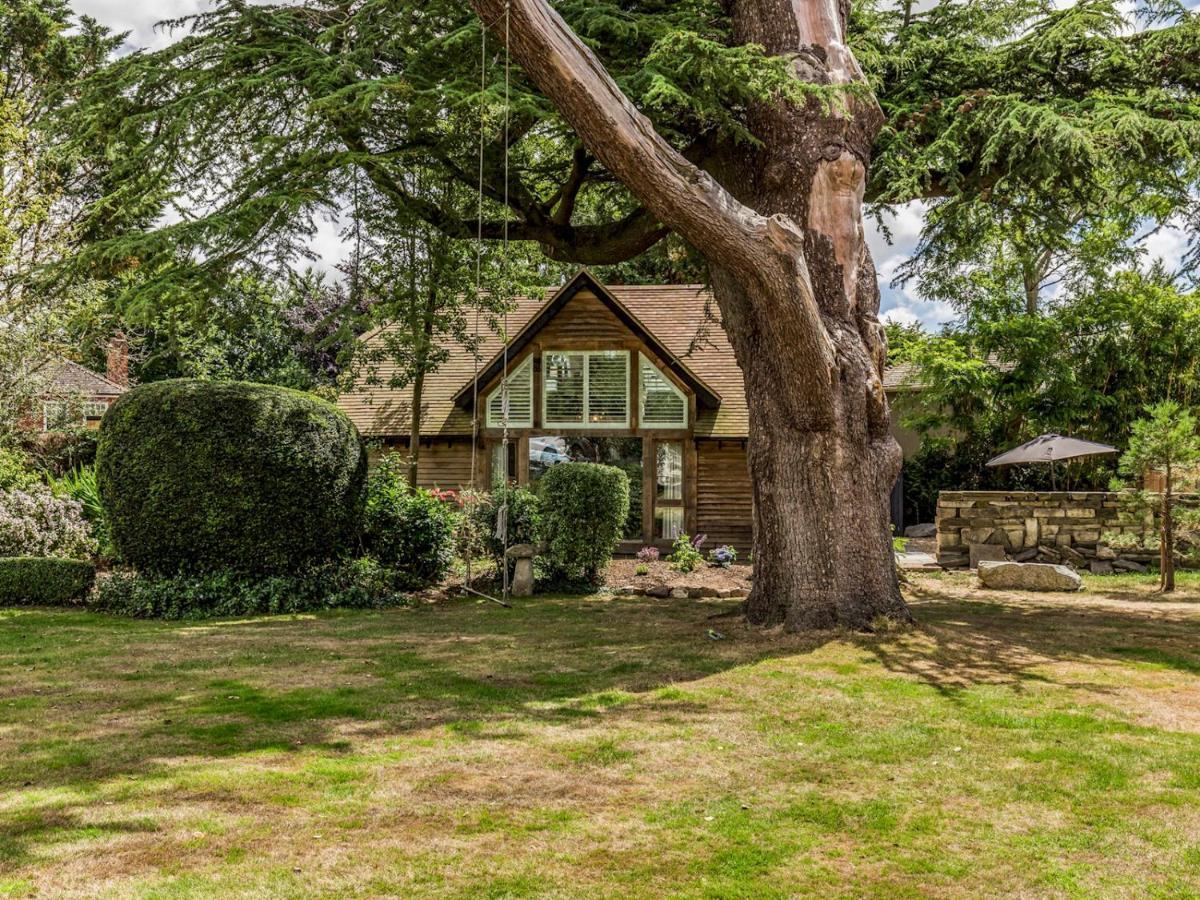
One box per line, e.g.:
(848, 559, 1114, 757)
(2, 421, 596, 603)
(470, 0, 910, 629)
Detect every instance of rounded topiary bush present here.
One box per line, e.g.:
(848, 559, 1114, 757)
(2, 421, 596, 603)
(538, 462, 629, 584)
(97, 379, 366, 576)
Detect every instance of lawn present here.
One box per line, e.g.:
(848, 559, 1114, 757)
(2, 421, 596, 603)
(3, 573, 1200, 898)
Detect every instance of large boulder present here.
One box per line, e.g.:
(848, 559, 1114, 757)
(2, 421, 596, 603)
(978, 560, 1083, 592)
(904, 523, 937, 538)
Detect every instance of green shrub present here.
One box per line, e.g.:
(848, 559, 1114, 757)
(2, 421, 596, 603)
(466, 486, 541, 575)
(0, 447, 40, 491)
(0, 557, 95, 605)
(539, 463, 629, 583)
(669, 534, 704, 573)
(51, 465, 114, 558)
(362, 457, 457, 588)
(96, 379, 366, 576)
(92, 558, 406, 620)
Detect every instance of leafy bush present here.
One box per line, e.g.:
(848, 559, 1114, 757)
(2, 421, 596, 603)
(669, 534, 704, 573)
(465, 486, 541, 575)
(92, 558, 407, 620)
(0, 557, 95, 605)
(636, 546, 660, 563)
(634, 563, 649, 576)
(24, 428, 98, 477)
(709, 545, 737, 568)
(0, 448, 40, 491)
(362, 456, 457, 588)
(96, 379, 365, 576)
(539, 463, 629, 583)
(51, 465, 114, 558)
(0, 487, 97, 559)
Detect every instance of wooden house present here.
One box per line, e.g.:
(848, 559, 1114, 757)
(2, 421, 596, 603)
(339, 270, 920, 552)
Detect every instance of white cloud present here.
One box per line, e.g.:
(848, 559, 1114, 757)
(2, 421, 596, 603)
(71, 0, 209, 52)
(1142, 225, 1189, 274)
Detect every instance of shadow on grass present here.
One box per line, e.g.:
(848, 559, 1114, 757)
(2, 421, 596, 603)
(863, 578, 1200, 696)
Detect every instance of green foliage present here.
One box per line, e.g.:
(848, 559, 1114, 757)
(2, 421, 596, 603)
(92, 558, 407, 620)
(96, 379, 366, 576)
(0, 448, 39, 491)
(362, 457, 458, 588)
(634, 563, 650, 576)
(538, 463, 629, 584)
(1120, 402, 1200, 485)
(669, 534, 704, 574)
(50, 464, 113, 558)
(465, 486, 542, 576)
(0, 556, 94, 606)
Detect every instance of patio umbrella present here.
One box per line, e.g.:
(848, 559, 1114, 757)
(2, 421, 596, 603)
(986, 433, 1119, 489)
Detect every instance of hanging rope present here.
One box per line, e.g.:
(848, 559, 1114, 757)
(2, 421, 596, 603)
(460, 6, 513, 609)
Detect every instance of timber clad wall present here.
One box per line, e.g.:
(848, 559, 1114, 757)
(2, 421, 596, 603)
(532, 292, 631, 346)
(380, 440, 476, 491)
(696, 441, 753, 550)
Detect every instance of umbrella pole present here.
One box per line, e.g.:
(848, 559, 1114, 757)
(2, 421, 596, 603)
(1051, 461, 1057, 491)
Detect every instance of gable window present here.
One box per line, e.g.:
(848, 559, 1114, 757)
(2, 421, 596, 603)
(639, 354, 687, 428)
(543, 350, 629, 428)
(485, 356, 533, 428)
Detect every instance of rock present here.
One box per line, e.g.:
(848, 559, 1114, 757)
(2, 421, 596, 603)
(969, 543, 1007, 568)
(1089, 560, 1114, 576)
(692, 586, 720, 598)
(937, 553, 969, 569)
(1076, 546, 1097, 558)
(669, 587, 690, 599)
(1058, 544, 1086, 565)
(1096, 544, 1117, 560)
(645, 584, 670, 598)
(614, 585, 644, 596)
(1012, 548, 1038, 562)
(978, 561, 1083, 592)
(1112, 558, 1148, 573)
(716, 588, 741, 599)
(904, 523, 937, 538)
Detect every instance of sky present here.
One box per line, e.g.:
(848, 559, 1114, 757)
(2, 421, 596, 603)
(69, 0, 1192, 331)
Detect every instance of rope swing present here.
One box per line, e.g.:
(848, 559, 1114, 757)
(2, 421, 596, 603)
(462, 1, 514, 609)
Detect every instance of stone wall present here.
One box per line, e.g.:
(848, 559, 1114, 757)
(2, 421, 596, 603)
(935, 491, 1200, 572)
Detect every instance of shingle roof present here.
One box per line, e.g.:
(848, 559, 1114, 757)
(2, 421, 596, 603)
(46, 359, 127, 397)
(338, 274, 922, 439)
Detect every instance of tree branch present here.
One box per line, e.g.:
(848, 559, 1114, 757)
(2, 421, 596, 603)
(467, 0, 776, 281)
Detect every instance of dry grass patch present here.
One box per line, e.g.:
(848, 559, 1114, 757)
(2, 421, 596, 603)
(2, 579, 1200, 897)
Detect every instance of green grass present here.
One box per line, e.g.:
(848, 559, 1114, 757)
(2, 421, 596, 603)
(2, 573, 1200, 896)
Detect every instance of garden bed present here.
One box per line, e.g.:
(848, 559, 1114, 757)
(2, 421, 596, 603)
(604, 558, 751, 599)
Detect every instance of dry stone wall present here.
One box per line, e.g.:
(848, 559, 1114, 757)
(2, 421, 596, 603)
(935, 491, 1200, 572)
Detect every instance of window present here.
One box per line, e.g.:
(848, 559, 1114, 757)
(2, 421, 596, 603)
(42, 399, 108, 431)
(640, 354, 687, 428)
(542, 350, 629, 428)
(490, 441, 516, 488)
(528, 436, 643, 539)
(655, 441, 684, 539)
(485, 356, 533, 428)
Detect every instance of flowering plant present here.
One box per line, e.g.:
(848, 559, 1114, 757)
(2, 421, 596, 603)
(0, 487, 97, 560)
(669, 534, 704, 573)
(708, 545, 737, 568)
(636, 545, 660, 563)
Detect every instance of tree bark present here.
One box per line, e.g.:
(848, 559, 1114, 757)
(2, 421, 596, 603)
(470, 0, 910, 629)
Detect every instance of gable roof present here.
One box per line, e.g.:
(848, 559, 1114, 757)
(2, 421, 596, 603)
(338, 272, 922, 439)
(46, 359, 127, 398)
(452, 270, 721, 411)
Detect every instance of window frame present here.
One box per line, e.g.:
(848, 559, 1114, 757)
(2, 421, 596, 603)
(484, 355, 534, 429)
(541, 349, 630, 430)
(638, 353, 688, 429)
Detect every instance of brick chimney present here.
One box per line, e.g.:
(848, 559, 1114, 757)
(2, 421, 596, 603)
(106, 332, 129, 387)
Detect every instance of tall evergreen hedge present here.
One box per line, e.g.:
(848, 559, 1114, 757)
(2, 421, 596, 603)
(97, 379, 365, 576)
(538, 462, 629, 584)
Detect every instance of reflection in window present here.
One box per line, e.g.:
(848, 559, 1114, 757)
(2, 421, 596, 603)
(528, 436, 643, 539)
(656, 442, 682, 501)
(656, 507, 684, 540)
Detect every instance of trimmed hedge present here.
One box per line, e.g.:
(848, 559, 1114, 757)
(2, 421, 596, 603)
(538, 463, 629, 583)
(97, 379, 366, 576)
(92, 559, 406, 620)
(0, 557, 95, 606)
(467, 486, 541, 576)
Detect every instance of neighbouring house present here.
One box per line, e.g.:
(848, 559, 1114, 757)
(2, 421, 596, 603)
(339, 270, 922, 551)
(38, 335, 129, 432)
